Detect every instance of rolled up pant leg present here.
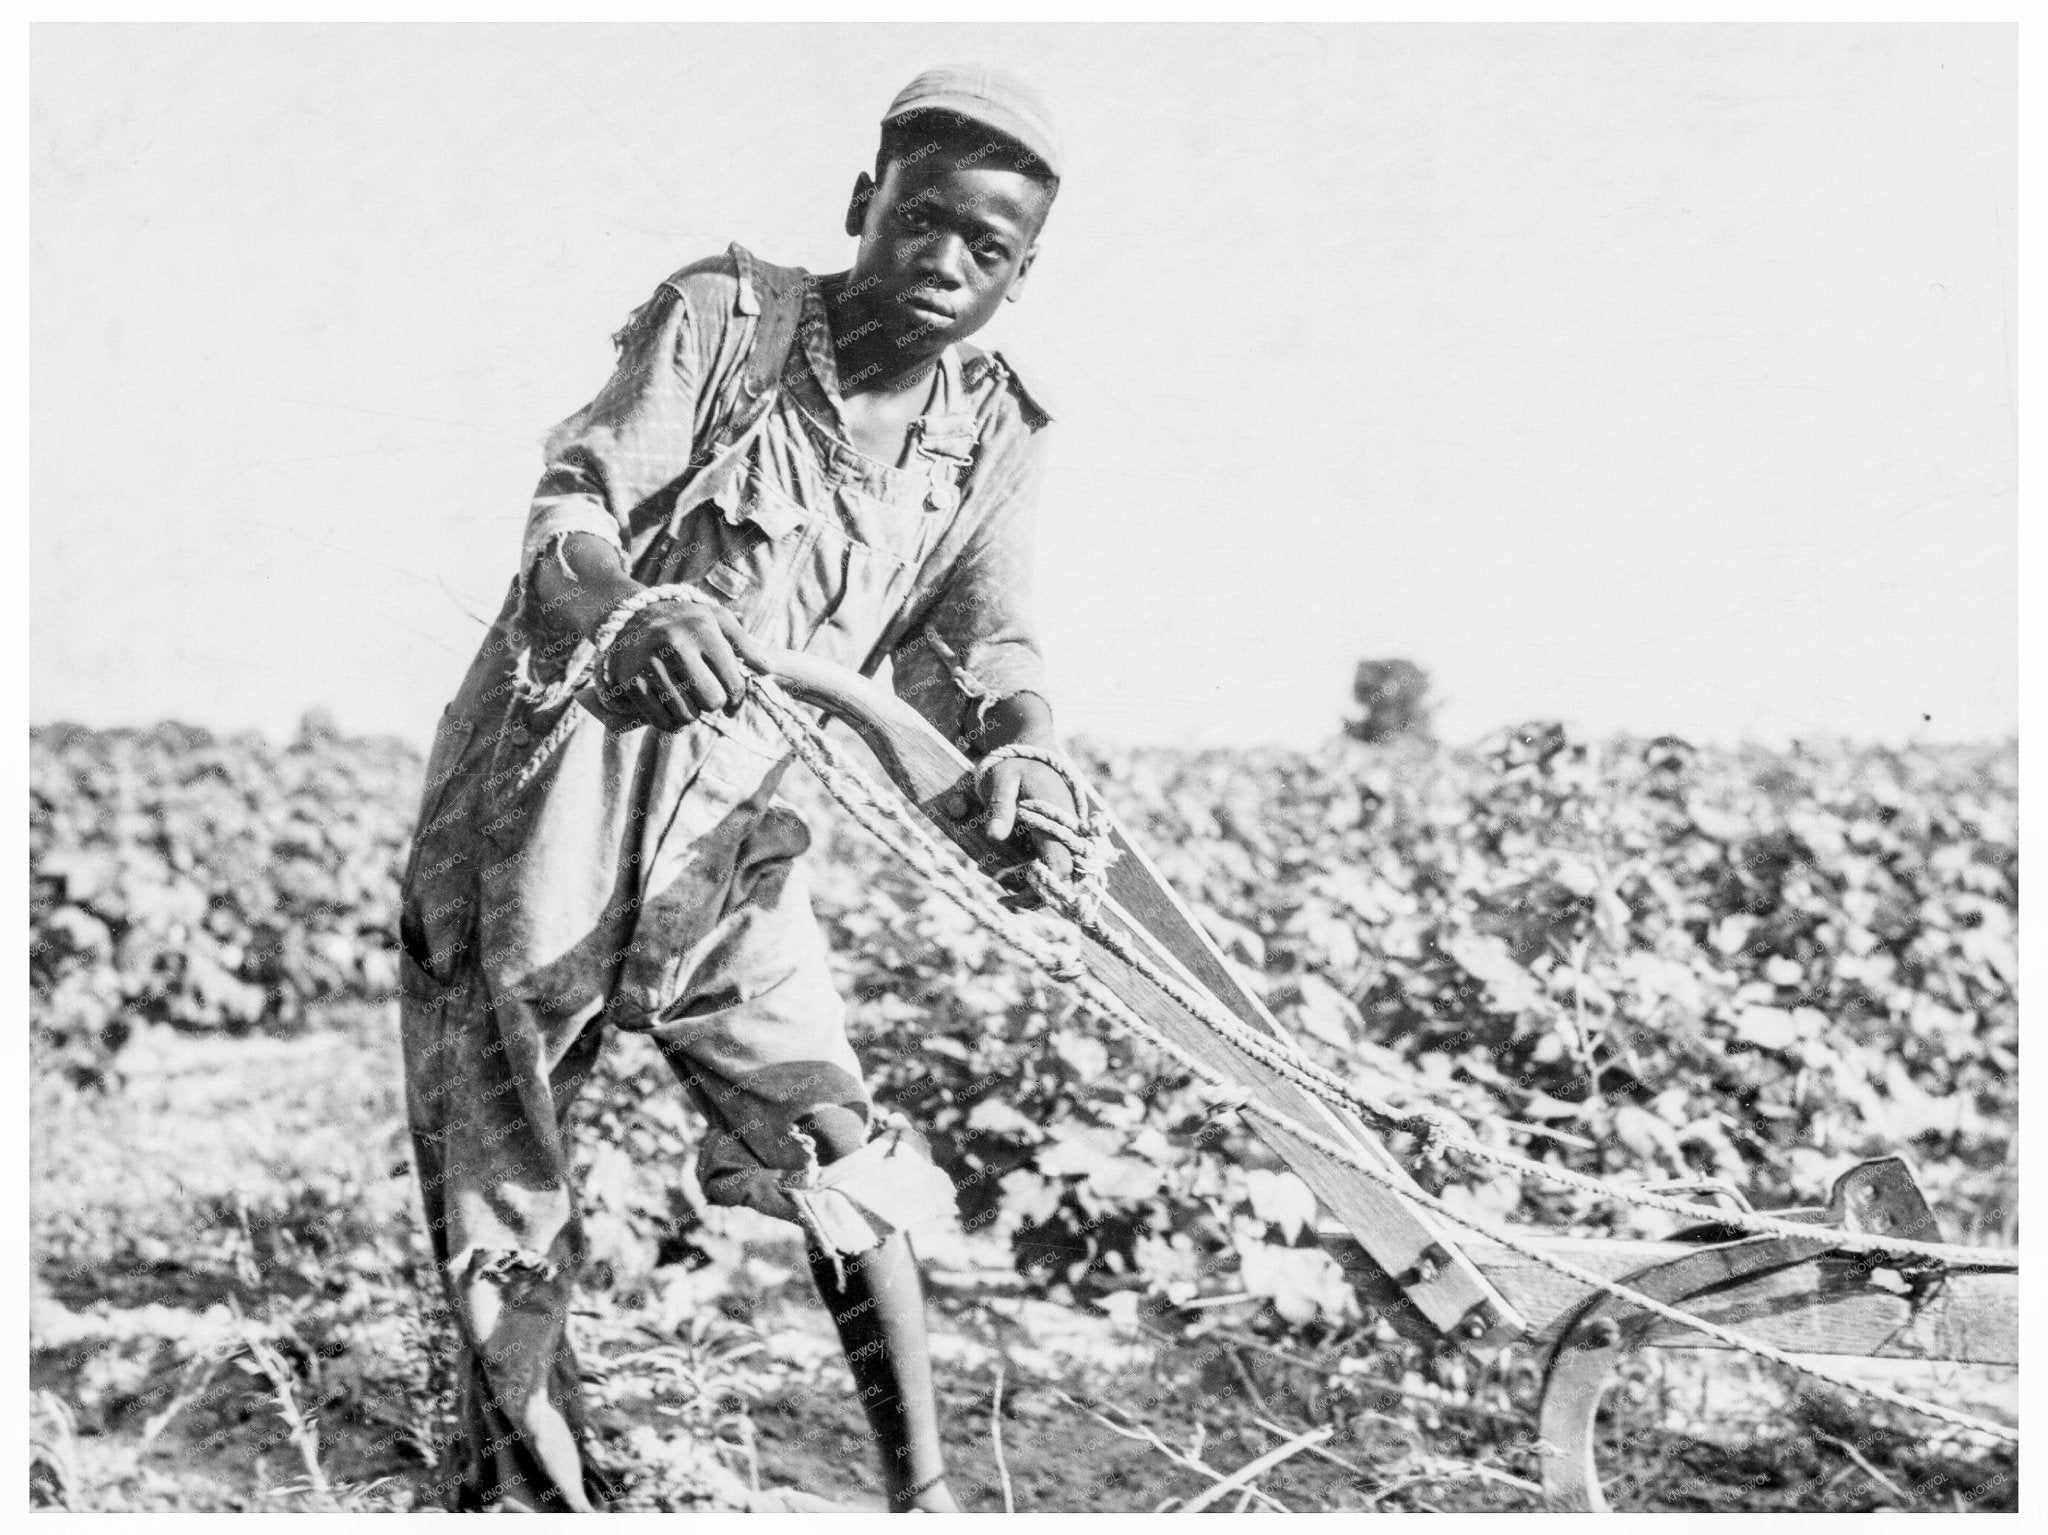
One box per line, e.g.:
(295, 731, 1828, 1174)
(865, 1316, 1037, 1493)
(401, 960, 613, 1512)
(639, 805, 874, 1213)
(640, 804, 957, 1501)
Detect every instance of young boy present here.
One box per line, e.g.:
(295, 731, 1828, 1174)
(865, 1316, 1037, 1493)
(397, 67, 1075, 1512)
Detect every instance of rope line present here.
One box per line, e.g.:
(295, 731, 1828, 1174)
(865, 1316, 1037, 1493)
(967, 734, 2010, 1273)
(1069, 895, 2010, 1269)
(745, 678, 2017, 1447)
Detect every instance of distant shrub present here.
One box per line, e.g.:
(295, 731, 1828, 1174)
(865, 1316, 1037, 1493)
(1347, 659, 1435, 743)
(30, 723, 417, 1085)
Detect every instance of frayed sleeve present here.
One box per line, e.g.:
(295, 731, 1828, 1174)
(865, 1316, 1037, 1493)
(512, 285, 719, 634)
(890, 431, 1052, 750)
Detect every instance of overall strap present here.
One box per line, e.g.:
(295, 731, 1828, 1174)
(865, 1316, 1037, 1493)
(651, 244, 811, 545)
(956, 340, 1054, 435)
(857, 343, 1054, 685)
(716, 242, 809, 451)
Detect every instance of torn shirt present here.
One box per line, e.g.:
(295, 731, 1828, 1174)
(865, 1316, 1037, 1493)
(515, 253, 1053, 741)
(405, 246, 1055, 1025)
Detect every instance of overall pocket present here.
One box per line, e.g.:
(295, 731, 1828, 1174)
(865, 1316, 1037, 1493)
(693, 474, 810, 629)
(400, 710, 484, 990)
(800, 475, 943, 667)
(803, 534, 921, 669)
(412, 708, 479, 838)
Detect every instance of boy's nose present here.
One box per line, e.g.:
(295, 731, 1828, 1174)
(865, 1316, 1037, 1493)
(917, 235, 968, 288)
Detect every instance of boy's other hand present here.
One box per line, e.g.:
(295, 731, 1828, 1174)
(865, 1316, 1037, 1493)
(602, 599, 772, 732)
(980, 756, 1077, 888)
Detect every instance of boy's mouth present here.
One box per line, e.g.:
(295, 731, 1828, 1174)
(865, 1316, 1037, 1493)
(897, 289, 956, 324)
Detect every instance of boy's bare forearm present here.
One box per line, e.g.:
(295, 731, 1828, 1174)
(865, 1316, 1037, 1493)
(971, 691, 1058, 757)
(529, 533, 642, 643)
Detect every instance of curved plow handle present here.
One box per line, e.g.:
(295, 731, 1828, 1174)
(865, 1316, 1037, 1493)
(759, 648, 1018, 878)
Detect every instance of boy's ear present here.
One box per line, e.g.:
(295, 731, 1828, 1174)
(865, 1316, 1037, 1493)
(845, 172, 878, 239)
(1003, 244, 1039, 304)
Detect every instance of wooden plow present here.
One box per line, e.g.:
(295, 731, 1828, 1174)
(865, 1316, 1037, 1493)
(748, 650, 2018, 1513)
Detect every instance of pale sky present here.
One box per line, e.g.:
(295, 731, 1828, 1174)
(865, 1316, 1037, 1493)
(32, 23, 2015, 750)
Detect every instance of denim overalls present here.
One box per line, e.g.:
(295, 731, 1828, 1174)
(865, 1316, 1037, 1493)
(396, 248, 1049, 1510)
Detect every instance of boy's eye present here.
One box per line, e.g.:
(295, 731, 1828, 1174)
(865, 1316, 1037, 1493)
(897, 206, 929, 229)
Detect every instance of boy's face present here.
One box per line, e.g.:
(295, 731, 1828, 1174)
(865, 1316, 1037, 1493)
(843, 150, 1050, 354)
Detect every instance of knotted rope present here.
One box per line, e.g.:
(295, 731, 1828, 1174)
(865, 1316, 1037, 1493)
(502, 584, 711, 799)
(975, 743, 1121, 922)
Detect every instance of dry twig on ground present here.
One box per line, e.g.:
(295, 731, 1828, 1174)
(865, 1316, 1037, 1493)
(1054, 1390, 1292, 1514)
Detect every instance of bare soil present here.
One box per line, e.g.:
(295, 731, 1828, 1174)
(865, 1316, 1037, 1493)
(30, 1010, 2015, 1513)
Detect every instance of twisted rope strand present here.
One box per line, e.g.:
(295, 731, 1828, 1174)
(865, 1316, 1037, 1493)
(526, 582, 709, 713)
(978, 815, 2014, 1273)
(1076, 895, 2010, 1270)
